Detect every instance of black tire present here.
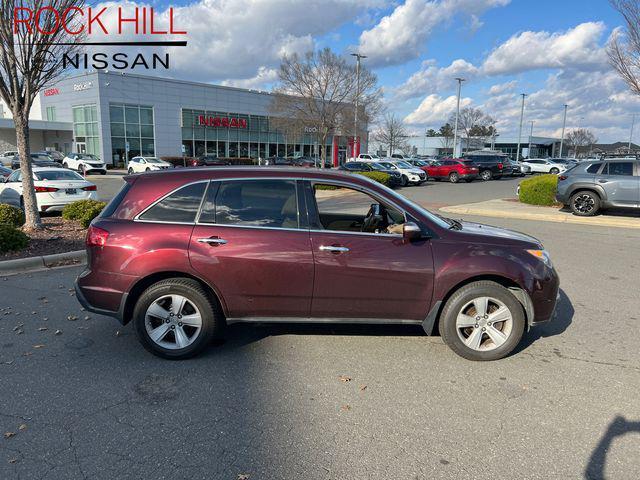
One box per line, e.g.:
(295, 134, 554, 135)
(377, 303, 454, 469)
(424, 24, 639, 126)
(550, 167, 560, 174)
(127, 168, 133, 174)
(464, 179, 473, 183)
(570, 190, 600, 216)
(439, 281, 525, 361)
(133, 278, 225, 360)
(145, 168, 150, 172)
(401, 175, 408, 187)
(62, 162, 69, 169)
(480, 170, 492, 181)
(448, 172, 459, 183)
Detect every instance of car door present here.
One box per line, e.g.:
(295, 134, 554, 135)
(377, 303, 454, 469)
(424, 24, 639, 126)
(306, 180, 434, 320)
(0, 170, 22, 207)
(597, 161, 639, 206)
(189, 179, 314, 318)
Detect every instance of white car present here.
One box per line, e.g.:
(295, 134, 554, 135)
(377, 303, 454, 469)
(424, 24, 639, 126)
(352, 153, 386, 161)
(362, 159, 427, 186)
(62, 153, 107, 175)
(0, 167, 98, 212)
(390, 153, 417, 161)
(127, 156, 172, 174)
(1, 151, 17, 166)
(521, 159, 567, 174)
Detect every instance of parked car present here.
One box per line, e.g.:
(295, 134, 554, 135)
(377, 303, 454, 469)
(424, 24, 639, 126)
(548, 158, 578, 168)
(263, 156, 293, 166)
(390, 153, 416, 161)
(339, 161, 402, 187)
(290, 156, 317, 168)
(463, 154, 509, 180)
(506, 160, 527, 177)
(362, 159, 426, 186)
(62, 153, 107, 175)
(425, 159, 479, 183)
(1, 151, 18, 166)
(33, 150, 64, 163)
(127, 156, 173, 174)
(0, 165, 11, 179)
(556, 158, 639, 216)
(11, 153, 59, 170)
(404, 159, 430, 172)
(192, 155, 231, 167)
(75, 167, 559, 361)
(521, 158, 567, 175)
(0, 167, 98, 212)
(353, 153, 385, 161)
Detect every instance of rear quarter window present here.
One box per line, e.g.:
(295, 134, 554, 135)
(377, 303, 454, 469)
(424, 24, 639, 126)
(101, 182, 132, 218)
(138, 182, 207, 223)
(586, 163, 602, 174)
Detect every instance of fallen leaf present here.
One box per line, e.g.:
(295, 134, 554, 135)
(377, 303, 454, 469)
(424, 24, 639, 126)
(84, 316, 90, 321)
(67, 315, 78, 321)
(38, 327, 48, 332)
(12, 324, 23, 331)
(43, 317, 48, 321)
(8, 458, 17, 464)
(115, 330, 122, 337)
(339, 375, 352, 383)
(54, 330, 62, 335)
(4, 432, 15, 439)
(18, 424, 26, 431)
(237, 474, 250, 480)
(31, 311, 37, 315)
(15, 330, 23, 335)
(340, 404, 351, 411)
(359, 384, 367, 392)
(33, 345, 45, 349)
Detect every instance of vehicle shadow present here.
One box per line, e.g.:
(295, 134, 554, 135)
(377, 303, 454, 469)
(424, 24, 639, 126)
(584, 416, 640, 479)
(512, 288, 573, 354)
(559, 205, 640, 218)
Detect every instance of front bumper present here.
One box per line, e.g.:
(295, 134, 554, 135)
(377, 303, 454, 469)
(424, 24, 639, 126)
(529, 266, 560, 325)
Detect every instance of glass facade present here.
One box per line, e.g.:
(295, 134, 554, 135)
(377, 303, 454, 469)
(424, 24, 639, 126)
(180, 108, 330, 159)
(72, 105, 100, 157)
(110, 104, 155, 164)
(46, 106, 56, 122)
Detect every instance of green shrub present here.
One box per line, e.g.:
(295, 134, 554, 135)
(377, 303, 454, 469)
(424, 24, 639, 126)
(62, 200, 106, 221)
(0, 224, 29, 253)
(0, 204, 25, 228)
(518, 174, 559, 206)
(358, 171, 392, 186)
(80, 202, 107, 228)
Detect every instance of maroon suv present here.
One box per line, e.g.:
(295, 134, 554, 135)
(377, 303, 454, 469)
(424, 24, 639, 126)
(76, 168, 559, 361)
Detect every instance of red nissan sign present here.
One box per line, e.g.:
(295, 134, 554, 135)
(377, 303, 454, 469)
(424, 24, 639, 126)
(198, 115, 247, 129)
(44, 88, 60, 96)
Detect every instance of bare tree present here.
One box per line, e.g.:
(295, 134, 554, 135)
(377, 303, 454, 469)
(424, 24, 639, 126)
(0, 1, 85, 230)
(269, 116, 304, 156)
(608, 0, 640, 95)
(270, 48, 381, 167)
(566, 128, 597, 158)
(438, 123, 454, 153)
(372, 114, 409, 155)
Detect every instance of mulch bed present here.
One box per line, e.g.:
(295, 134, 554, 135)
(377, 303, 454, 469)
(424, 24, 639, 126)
(0, 216, 86, 262)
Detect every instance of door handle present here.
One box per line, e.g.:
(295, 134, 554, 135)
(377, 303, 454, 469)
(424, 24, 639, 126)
(597, 179, 608, 183)
(319, 245, 349, 253)
(197, 237, 228, 246)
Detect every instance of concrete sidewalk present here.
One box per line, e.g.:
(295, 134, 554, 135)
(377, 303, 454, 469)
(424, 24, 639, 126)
(439, 199, 640, 229)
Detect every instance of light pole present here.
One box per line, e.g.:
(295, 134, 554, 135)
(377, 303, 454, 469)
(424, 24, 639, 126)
(559, 104, 568, 158)
(515, 93, 527, 161)
(629, 114, 636, 152)
(351, 53, 367, 160)
(527, 120, 534, 159)
(452, 77, 465, 157)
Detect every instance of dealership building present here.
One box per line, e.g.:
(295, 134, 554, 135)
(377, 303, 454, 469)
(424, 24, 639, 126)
(37, 71, 365, 166)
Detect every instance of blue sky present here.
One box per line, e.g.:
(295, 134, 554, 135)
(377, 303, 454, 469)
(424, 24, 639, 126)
(88, 1, 636, 142)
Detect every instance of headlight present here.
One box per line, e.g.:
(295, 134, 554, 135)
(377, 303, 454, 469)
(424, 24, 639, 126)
(526, 249, 552, 268)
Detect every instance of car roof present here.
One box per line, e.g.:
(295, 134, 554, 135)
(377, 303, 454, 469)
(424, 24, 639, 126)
(32, 166, 76, 172)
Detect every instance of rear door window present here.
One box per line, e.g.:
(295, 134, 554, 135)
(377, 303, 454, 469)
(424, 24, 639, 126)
(199, 180, 300, 229)
(138, 182, 207, 223)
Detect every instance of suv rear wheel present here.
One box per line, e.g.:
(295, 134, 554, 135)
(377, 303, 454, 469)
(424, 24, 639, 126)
(480, 170, 492, 181)
(570, 190, 600, 216)
(550, 167, 560, 174)
(448, 172, 459, 183)
(133, 278, 224, 359)
(439, 281, 525, 361)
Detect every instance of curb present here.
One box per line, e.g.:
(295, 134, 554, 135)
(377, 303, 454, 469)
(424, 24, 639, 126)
(439, 204, 640, 229)
(0, 250, 86, 275)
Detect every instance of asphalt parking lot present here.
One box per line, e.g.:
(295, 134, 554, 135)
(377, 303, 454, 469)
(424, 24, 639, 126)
(1, 211, 639, 479)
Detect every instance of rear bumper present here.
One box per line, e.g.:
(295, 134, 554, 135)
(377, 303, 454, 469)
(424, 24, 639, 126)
(75, 267, 134, 324)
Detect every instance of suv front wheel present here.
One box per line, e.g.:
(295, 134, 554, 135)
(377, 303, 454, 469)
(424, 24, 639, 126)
(570, 190, 600, 216)
(439, 281, 525, 361)
(480, 170, 492, 181)
(133, 278, 224, 359)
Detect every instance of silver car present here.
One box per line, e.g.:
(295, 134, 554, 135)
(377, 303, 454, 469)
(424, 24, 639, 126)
(555, 158, 639, 215)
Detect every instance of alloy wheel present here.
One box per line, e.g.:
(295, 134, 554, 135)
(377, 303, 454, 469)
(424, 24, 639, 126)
(145, 294, 203, 350)
(449, 172, 459, 183)
(573, 194, 595, 214)
(455, 296, 513, 352)
(481, 170, 491, 181)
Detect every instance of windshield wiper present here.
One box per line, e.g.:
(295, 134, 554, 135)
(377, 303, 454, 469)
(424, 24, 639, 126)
(437, 215, 463, 230)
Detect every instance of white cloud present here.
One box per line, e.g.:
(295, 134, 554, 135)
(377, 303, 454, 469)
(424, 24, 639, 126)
(358, 0, 510, 67)
(482, 22, 609, 75)
(487, 80, 517, 96)
(404, 94, 472, 125)
(394, 59, 479, 101)
(221, 67, 279, 89)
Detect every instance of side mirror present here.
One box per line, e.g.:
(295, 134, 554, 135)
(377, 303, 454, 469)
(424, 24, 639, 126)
(403, 222, 423, 242)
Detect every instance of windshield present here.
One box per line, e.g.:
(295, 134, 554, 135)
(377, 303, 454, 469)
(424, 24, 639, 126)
(379, 162, 394, 169)
(369, 154, 380, 159)
(368, 163, 386, 171)
(145, 158, 163, 164)
(395, 161, 412, 169)
(80, 155, 99, 161)
(35, 170, 84, 181)
(413, 160, 427, 166)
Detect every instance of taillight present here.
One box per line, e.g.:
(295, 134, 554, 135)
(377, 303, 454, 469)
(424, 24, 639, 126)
(82, 185, 97, 191)
(497, 163, 503, 170)
(191, 160, 198, 167)
(86, 225, 109, 247)
(558, 175, 568, 181)
(34, 186, 58, 192)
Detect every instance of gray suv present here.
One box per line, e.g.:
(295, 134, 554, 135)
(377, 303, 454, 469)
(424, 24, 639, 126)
(556, 158, 639, 216)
